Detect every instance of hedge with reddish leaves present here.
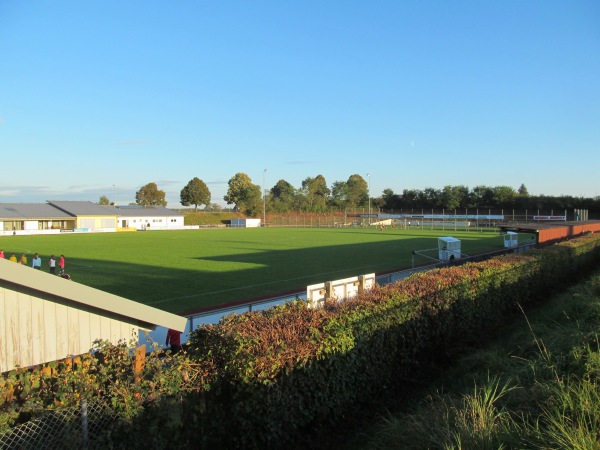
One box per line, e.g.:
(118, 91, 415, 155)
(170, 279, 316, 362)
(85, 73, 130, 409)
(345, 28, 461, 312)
(186, 233, 600, 449)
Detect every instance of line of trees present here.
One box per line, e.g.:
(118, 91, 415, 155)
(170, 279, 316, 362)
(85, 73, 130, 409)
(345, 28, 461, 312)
(106, 178, 599, 216)
(382, 184, 600, 212)
(223, 173, 370, 216)
(222, 175, 599, 215)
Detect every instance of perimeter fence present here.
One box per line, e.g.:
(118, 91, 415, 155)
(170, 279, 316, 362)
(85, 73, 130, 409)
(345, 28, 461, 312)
(0, 398, 118, 450)
(264, 208, 580, 230)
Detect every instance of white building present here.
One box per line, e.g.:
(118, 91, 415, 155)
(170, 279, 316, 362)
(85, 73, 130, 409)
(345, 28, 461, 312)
(230, 218, 261, 228)
(0, 201, 185, 235)
(111, 205, 185, 230)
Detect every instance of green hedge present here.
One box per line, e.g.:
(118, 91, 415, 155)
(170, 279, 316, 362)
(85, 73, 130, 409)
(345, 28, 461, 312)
(183, 233, 600, 448)
(2, 233, 600, 448)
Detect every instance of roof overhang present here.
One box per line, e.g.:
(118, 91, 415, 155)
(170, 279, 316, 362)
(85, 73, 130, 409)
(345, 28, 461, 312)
(0, 259, 186, 332)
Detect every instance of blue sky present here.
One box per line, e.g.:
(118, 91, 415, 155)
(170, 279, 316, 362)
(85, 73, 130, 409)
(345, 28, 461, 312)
(1, 1, 599, 207)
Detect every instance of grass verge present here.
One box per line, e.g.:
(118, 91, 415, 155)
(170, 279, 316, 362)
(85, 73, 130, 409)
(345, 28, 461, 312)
(346, 267, 600, 449)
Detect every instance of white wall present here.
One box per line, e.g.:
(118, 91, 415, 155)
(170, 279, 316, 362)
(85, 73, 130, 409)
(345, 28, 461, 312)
(118, 216, 184, 230)
(231, 218, 261, 228)
(0, 286, 141, 372)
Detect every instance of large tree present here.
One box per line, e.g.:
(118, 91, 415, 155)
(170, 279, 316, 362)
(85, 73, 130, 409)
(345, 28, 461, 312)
(381, 188, 401, 211)
(441, 185, 470, 210)
(517, 183, 529, 196)
(400, 189, 419, 210)
(470, 185, 495, 209)
(224, 172, 262, 216)
(270, 179, 297, 212)
(98, 195, 110, 205)
(492, 186, 517, 208)
(329, 180, 349, 210)
(299, 175, 330, 212)
(345, 174, 368, 209)
(135, 182, 167, 206)
(180, 177, 211, 212)
(416, 187, 438, 209)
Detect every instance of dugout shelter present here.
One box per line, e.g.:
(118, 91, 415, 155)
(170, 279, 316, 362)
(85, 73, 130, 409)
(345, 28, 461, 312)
(438, 236, 461, 261)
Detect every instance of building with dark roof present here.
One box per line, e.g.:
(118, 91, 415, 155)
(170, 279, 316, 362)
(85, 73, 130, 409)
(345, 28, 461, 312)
(0, 201, 184, 234)
(109, 205, 185, 230)
(0, 203, 75, 233)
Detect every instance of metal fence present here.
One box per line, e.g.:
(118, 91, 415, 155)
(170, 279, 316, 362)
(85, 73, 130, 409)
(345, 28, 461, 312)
(261, 209, 581, 231)
(0, 399, 118, 450)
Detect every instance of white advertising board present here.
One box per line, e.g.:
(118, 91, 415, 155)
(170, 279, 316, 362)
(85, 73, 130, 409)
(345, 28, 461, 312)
(306, 273, 376, 308)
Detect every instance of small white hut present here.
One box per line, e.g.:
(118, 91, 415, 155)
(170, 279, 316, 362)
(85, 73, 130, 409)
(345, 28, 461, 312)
(438, 236, 461, 261)
(503, 231, 519, 248)
(230, 218, 261, 228)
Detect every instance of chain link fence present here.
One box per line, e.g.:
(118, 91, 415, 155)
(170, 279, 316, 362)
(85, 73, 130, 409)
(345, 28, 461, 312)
(263, 209, 583, 229)
(0, 399, 118, 450)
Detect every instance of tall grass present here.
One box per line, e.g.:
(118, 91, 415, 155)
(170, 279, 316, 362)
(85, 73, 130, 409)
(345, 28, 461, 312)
(533, 376, 600, 449)
(369, 377, 520, 450)
(361, 270, 600, 449)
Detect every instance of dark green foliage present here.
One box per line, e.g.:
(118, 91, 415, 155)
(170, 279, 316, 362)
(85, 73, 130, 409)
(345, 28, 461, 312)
(135, 182, 167, 207)
(3, 233, 600, 449)
(180, 177, 211, 212)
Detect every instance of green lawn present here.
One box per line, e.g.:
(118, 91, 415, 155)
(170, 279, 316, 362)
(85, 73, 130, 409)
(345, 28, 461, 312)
(1, 228, 507, 314)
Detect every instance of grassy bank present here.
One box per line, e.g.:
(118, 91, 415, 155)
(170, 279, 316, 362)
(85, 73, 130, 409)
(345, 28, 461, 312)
(183, 211, 245, 225)
(346, 267, 600, 449)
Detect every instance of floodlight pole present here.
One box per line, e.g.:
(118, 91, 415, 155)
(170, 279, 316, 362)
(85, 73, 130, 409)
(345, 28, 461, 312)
(367, 173, 371, 224)
(263, 169, 267, 227)
(113, 184, 116, 206)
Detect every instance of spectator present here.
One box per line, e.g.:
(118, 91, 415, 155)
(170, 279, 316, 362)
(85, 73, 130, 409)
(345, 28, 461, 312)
(19, 254, 27, 265)
(165, 328, 183, 354)
(32, 253, 42, 270)
(49, 255, 56, 274)
(58, 255, 65, 275)
(0, 250, 4, 259)
(9, 254, 17, 263)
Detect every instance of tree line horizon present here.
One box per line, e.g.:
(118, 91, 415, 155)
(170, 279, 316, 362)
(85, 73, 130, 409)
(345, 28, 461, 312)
(98, 174, 600, 216)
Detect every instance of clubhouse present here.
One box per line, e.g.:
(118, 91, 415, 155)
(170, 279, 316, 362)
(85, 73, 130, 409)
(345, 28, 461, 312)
(0, 201, 184, 235)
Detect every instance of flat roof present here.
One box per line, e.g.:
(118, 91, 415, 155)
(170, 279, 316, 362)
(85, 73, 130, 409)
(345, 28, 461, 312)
(0, 203, 73, 219)
(48, 201, 118, 216)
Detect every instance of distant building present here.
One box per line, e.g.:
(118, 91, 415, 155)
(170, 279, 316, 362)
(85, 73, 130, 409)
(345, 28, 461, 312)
(49, 200, 118, 229)
(0, 203, 75, 233)
(110, 205, 185, 230)
(230, 218, 261, 228)
(0, 201, 184, 235)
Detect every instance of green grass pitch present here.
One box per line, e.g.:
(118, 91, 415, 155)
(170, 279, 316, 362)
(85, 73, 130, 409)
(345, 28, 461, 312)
(1, 228, 508, 314)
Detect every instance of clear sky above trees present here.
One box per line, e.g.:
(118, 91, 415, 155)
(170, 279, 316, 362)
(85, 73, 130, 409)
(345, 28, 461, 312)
(2, 2, 599, 206)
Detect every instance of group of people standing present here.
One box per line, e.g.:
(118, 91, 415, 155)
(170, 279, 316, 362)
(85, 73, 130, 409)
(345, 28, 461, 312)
(1, 250, 66, 275)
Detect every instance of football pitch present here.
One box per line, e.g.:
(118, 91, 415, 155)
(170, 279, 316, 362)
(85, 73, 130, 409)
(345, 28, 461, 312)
(2, 228, 510, 314)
